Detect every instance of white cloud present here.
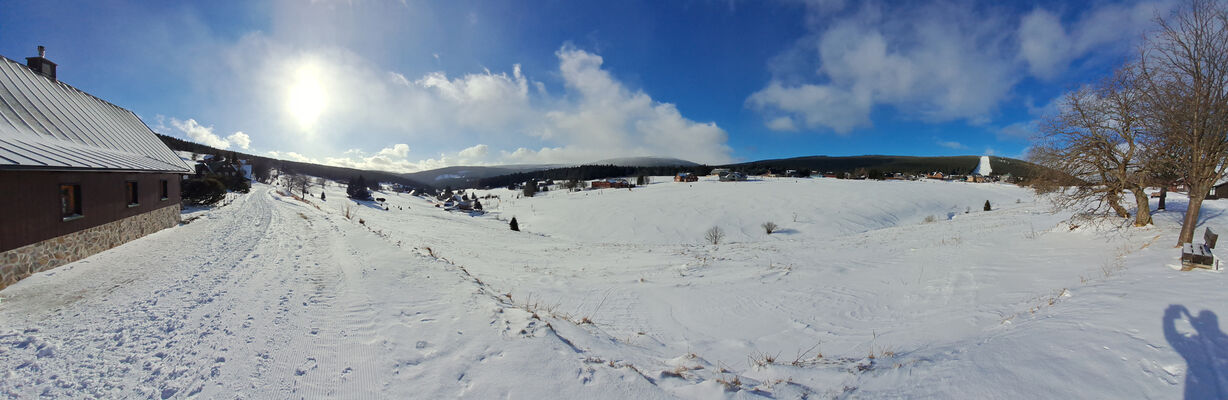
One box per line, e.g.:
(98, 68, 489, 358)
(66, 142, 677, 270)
(749, 2, 1017, 133)
(170, 118, 231, 149)
(226, 131, 251, 150)
(519, 47, 732, 164)
(266, 151, 315, 163)
(766, 116, 798, 131)
(751, 0, 1174, 134)
(1018, 9, 1071, 79)
(458, 144, 488, 159)
(165, 117, 254, 151)
(192, 37, 731, 169)
(1019, 2, 1172, 79)
(936, 140, 968, 150)
(376, 144, 410, 158)
(270, 143, 495, 174)
(996, 121, 1037, 141)
(748, 82, 870, 134)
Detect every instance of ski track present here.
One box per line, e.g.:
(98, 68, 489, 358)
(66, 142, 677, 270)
(0, 186, 658, 398)
(2, 178, 1225, 399)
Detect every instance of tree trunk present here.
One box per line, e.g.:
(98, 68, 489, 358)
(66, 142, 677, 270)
(1108, 191, 1130, 219)
(1179, 191, 1206, 245)
(1158, 187, 1167, 210)
(1131, 188, 1153, 226)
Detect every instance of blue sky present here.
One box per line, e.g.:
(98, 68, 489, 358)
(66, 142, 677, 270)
(0, 0, 1171, 172)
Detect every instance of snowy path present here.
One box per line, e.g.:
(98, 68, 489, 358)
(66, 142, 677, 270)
(3, 178, 1227, 398)
(0, 186, 660, 398)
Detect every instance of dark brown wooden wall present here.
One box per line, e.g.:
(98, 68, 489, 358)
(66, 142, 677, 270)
(0, 170, 182, 252)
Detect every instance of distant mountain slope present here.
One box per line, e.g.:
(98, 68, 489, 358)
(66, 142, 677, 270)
(465, 155, 1043, 189)
(156, 134, 433, 190)
(407, 157, 697, 188)
(723, 155, 1040, 177)
(401, 164, 560, 188)
(590, 157, 698, 167)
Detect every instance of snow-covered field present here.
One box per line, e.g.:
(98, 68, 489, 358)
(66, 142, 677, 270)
(2, 177, 1225, 398)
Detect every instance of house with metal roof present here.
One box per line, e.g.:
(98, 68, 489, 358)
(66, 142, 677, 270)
(0, 46, 193, 289)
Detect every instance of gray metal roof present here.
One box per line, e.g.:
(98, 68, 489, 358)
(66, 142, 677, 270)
(0, 56, 191, 173)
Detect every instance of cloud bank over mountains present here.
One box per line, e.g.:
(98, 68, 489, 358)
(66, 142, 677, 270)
(170, 32, 733, 172)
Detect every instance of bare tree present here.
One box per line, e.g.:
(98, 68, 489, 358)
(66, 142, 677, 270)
(289, 174, 311, 198)
(1032, 65, 1156, 226)
(1137, 0, 1228, 244)
(705, 226, 725, 245)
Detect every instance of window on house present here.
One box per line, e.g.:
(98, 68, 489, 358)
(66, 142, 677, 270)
(160, 179, 169, 200)
(60, 184, 82, 220)
(126, 181, 139, 207)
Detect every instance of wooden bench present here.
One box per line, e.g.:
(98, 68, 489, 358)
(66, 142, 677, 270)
(1181, 228, 1219, 270)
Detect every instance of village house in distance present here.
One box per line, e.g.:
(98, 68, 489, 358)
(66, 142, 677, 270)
(0, 47, 192, 289)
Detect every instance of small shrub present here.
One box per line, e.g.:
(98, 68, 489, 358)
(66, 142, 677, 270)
(705, 226, 725, 245)
(182, 177, 227, 205)
(984, 200, 992, 211)
(761, 222, 779, 234)
(510, 217, 520, 231)
(923, 215, 937, 223)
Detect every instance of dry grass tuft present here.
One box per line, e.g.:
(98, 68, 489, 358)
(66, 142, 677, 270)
(716, 374, 743, 391)
(749, 351, 780, 368)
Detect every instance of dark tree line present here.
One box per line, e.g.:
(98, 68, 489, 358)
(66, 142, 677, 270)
(476, 164, 712, 188)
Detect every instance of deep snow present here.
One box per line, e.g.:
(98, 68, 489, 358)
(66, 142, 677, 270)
(1, 176, 1225, 398)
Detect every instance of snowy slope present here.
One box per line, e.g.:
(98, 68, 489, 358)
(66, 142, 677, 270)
(481, 176, 1028, 244)
(973, 155, 992, 175)
(2, 178, 1226, 398)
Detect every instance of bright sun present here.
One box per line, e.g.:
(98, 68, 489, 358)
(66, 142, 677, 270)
(286, 63, 327, 130)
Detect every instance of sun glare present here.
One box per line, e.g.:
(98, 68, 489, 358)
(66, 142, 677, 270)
(286, 63, 327, 130)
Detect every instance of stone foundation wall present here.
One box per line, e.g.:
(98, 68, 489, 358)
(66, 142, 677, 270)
(0, 204, 180, 289)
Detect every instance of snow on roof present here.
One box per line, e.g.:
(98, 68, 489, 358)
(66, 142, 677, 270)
(0, 56, 191, 173)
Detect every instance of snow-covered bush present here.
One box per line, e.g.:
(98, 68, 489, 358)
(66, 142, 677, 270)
(762, 222, 779, 234)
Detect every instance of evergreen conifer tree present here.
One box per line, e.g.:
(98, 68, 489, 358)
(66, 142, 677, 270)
(509, 217, 519, 231)
(984, 200, 992, 211)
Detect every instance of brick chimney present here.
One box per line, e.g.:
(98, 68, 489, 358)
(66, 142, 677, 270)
(25, 46, 57, 81)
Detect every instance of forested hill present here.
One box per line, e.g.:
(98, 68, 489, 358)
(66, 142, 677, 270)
(155, 134, 433, 190)
(471, 155, 1042, 189)
(723, 155, 1041, 177)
